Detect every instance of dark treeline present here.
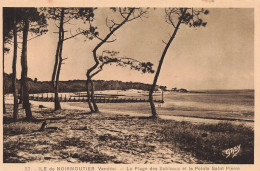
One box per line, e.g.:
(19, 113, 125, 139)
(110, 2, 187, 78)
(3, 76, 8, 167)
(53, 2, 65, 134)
(3, 73, 161, 94)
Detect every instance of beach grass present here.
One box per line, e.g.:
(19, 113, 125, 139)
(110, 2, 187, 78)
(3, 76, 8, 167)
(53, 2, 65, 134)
(158, 120, 254, 164)
(3, 122, 41, 136)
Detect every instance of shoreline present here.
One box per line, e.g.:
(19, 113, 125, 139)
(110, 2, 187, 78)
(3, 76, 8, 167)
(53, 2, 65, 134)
(5, 96, 254, 128)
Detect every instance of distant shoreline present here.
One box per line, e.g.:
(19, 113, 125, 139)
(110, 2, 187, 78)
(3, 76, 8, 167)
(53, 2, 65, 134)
(189, 89, 254, 91)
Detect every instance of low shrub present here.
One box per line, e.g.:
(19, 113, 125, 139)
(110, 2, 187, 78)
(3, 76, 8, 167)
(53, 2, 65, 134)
(3, 122, 40, 136)
(159, 121, 254, 164)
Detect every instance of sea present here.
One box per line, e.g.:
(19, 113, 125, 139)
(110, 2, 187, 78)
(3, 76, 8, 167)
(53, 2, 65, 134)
(160, 89, 254, 121)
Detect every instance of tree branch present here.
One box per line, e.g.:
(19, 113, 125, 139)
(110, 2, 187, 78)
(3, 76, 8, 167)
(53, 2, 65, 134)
(127, 9, 147, 22)
(64, 29, 87, 41)
(162, 40, 167, 45)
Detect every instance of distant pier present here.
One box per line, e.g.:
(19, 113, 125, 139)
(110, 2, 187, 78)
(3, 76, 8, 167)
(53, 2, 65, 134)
(26, 93, 164, 103)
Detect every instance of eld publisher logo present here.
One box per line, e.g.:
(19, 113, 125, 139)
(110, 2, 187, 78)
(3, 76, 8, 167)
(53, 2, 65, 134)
(223, 144, 241, 158)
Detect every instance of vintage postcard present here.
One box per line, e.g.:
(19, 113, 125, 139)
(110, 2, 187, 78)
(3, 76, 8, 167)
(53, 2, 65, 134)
(1, 0, 260, 171)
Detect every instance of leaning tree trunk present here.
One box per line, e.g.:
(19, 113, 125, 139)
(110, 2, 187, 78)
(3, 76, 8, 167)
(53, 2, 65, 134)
(12, 13, 18, 121)
(52, 41, 61, 110)
(52, 8, 64, 111)
(3, 60, 6, 114)
(18, 82, 23, 105)
(21, 18, 33, 121)
(86, 64, 100, 113)
(19, 55, 24, 106)
(53, 39, 63, 111)
(52, 33, 61, 110)
(90, 79, 99, 112)
(54, 87, 61, 110)
(86, 9, 135, 113)
(149, 8, 187, 118)
(3, 95, 6, 114)
(86, 79, 94, 112)
(19, 35, 24, 106)
(54, 41, 63, 111)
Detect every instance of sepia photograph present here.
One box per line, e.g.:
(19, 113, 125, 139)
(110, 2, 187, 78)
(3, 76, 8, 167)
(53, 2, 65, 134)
(1, 1, 259, 170)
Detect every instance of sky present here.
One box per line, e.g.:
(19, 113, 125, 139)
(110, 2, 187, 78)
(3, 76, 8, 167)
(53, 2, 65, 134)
(3, 8, 254, 90)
